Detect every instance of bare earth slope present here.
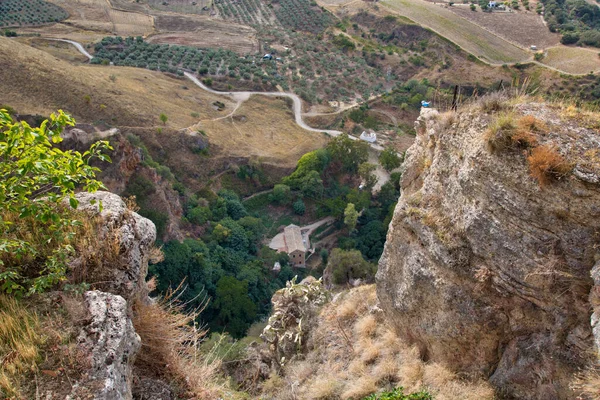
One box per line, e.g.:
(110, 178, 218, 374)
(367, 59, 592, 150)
(377, 98, 600, 398)
(0, 36, 226, 128)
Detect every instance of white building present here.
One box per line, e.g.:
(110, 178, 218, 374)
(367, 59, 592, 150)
(360, 131, 377, 143)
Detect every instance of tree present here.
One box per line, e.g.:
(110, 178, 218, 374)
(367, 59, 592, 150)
(213, 276, 257, 338)
(159, 113, 168, 125)
(293, 199, 306, 215)
(270, 184, 292, 205)
(327, 135, 369, 173)
(344, 203, 359, 231)
(0, 110, 111, 295)
(326, 248, 376, 285)
(300, 170, 324, 198)
(358, 162, 377, 190)
(379, 147, 402, 171)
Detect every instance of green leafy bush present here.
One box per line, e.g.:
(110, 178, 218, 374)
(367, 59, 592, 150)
(0, 109, 111, 295)
(363, 387, 433, 400)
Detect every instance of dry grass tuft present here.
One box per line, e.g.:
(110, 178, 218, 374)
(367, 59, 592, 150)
(423, 363, 456, 388)
(341, 375, 378, 400)
(271, 285, 494, 400)
(572, 366, 600, 400)
(355, 314, 378, 339)
(527, 145, 572, 186)
(133, 287, 222, 399)
(0, 295, 45, 397)
(305, 376, 343, 399)
(358, 339, 381, 365)
(517, 115, 547, 134)
(478, 92, 508, 113)
(486, 113, 548, 152)
(485, 113, 518, 152)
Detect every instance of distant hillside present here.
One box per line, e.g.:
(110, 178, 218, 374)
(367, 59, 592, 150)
(0, 37, 213, 128)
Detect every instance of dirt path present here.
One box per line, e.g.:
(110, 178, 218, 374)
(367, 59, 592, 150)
(242, 188, 273, 202)
(55, 38, 388, 149)
(47, 39, 93, 60)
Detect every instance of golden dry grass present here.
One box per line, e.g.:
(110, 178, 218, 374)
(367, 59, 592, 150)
(0, 37, 228, 128)
(485, 113, 544, 152)
(0, 296, 45, 397)
(198, 96, 329, 167)
(132, 285, 223, 399)
(261, 285, 494, 399)
(572, 367, 600, 400)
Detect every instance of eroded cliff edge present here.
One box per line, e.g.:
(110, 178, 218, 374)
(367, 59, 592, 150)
(376, 98, 600, 399)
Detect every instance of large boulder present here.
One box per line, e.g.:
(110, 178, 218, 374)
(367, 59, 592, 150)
(377, 101, 600, 398)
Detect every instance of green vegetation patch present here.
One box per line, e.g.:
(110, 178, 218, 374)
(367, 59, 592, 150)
(363, 387, 433, 400)
(0, 0, 68, 28)
(541, 0, 600, 47)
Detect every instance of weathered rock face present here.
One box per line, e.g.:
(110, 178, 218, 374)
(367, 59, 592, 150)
(69, 192, 156, 400)
(74, 191, 156, 301)
(377, 102, 600, 399)
(70, 291, 141, 400)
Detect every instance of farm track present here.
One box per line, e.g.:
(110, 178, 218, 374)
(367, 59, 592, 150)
(54, 38, 385, 151)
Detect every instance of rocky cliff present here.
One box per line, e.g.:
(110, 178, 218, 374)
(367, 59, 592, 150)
(67, 191, 156, 400)
(377, 98, 600, 399)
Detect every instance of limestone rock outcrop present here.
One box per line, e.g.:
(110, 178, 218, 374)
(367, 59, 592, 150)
(69, 291, 141, 400)
(377, 100, 600, 399)
(74, 191, 156, 301)
(69, 191, 156, 399)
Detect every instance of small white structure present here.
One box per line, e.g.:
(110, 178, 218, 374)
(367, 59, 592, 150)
(273, 262, 281, 272)
(360, 130, 377, 143)
(488, 1, 497, 7)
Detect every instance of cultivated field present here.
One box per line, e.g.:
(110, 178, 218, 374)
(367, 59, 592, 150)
(44, 0, 154, 36)
(107, 8, 154, 35)
(449, 6, 560, 49)
(379, 0, 530, 63)
(318, 0, 529, 64)
(541, 46, 600, 75)
(197, 96, 329, 166)
(145, 0, 211, 14)
(152, 15, 258, 54)
(0, 0, 68, 28)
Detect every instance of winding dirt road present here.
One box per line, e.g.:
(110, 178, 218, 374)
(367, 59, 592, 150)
(53, 38, 385, 150)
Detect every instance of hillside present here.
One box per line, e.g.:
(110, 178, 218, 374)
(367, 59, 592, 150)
(0, 37, 328, 166)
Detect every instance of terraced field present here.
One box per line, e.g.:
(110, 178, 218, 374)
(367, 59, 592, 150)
(380, 0, 530, 64)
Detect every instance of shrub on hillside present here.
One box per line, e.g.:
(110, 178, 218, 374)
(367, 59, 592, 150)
(325, 248, 376, 285)
(0, 109, 111, 295)
(485, 114, 543, 152)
